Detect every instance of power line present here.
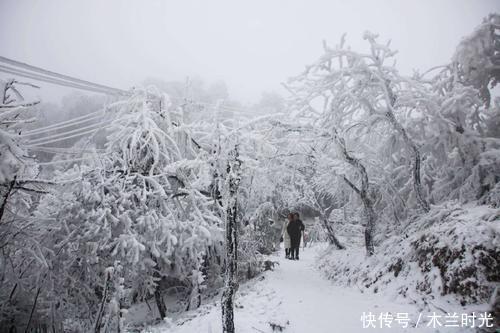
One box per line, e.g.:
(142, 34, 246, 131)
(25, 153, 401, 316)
(0, 56, 258, 115)
(27, 146, 105, 155)
(22, 110, 105, 136)
(33, 156, 107, 166)
(26, 120, 113, 144)
(1, 63, 252, 115)
(0, 56, 130, 96)
(23, 112, 130, 145)
(0, 64, 119, 95)
(0, 56, 258, 152)
(0, 64, 126, 96)
(26, 126, 111, 147)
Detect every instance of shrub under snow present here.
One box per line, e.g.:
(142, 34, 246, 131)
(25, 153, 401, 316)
(317, 202, 499, 308)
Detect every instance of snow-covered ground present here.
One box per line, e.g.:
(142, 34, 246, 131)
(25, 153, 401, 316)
(143, 245, 479, 333)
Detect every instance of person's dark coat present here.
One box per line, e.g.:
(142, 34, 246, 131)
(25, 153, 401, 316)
(287, 219, 305, 248)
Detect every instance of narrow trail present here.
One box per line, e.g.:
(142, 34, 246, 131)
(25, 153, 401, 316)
(163, 246, 448, 333)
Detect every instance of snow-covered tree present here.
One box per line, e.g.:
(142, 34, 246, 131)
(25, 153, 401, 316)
(452, 13, 500, 108)
(0, 79, 57, 331)
(287, 33, 434, 213)
(22, 87, 226, 330)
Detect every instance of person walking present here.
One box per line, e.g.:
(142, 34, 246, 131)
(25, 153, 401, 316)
(287, 212, 305, 260)
(281, 213, 293, 258)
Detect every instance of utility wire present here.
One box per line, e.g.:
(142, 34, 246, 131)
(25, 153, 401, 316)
(33, 155, 108, 166)
(0, 56, 256, 114)
(22, 111, 105, 136)
(27, 146, 105, 155)
(23, 114, 128, 144)
(0, 65, 124, 96)
(27, 120, 113, 144)
(26, 126, 111, 147)
(1, 63, 251, 115)
(1, 55, 257, 155)
(0, 56, 130, 96)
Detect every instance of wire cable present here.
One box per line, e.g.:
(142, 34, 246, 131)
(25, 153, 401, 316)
(0, 57, 255, 114)
(26, 120, 113, 144)
(1, 64, 251, 115)
(26, 145, 105, 155)
(26, 126, 111, 147)
(33, 156, 107, 166)
(0, 56, 130, 96)
(22, 111, 105, 136)
(0, 65, 127, 96)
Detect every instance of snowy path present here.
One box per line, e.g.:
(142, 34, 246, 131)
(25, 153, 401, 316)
(159, 246, 466, 333)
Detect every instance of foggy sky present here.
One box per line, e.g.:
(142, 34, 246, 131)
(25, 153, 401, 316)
(1, 0, 499, 104)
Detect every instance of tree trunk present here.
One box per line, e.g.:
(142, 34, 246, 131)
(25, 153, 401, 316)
(24, 286, 41, 333)
(148, 257, 167, 319)
(320, 218, 345, 250)
(361, 197, 376, 256)
(222, 145, 241, 333)
(384, 109, 430, 213)
(186, 276, 201, 311)
(94, 271, 111, 333)
(382, 82, 430, 213)
(154, 290, 167, 320)
(0, 176, 17, 223)
(333, 128, 376, 256)
(343, 175, 376, 256)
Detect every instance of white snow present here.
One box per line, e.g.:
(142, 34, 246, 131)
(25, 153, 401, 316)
(145, 245, 477, 333)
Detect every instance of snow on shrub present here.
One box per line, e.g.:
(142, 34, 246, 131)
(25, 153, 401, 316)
(318, 202, 499, 307)
(20, 87, 226, 330)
